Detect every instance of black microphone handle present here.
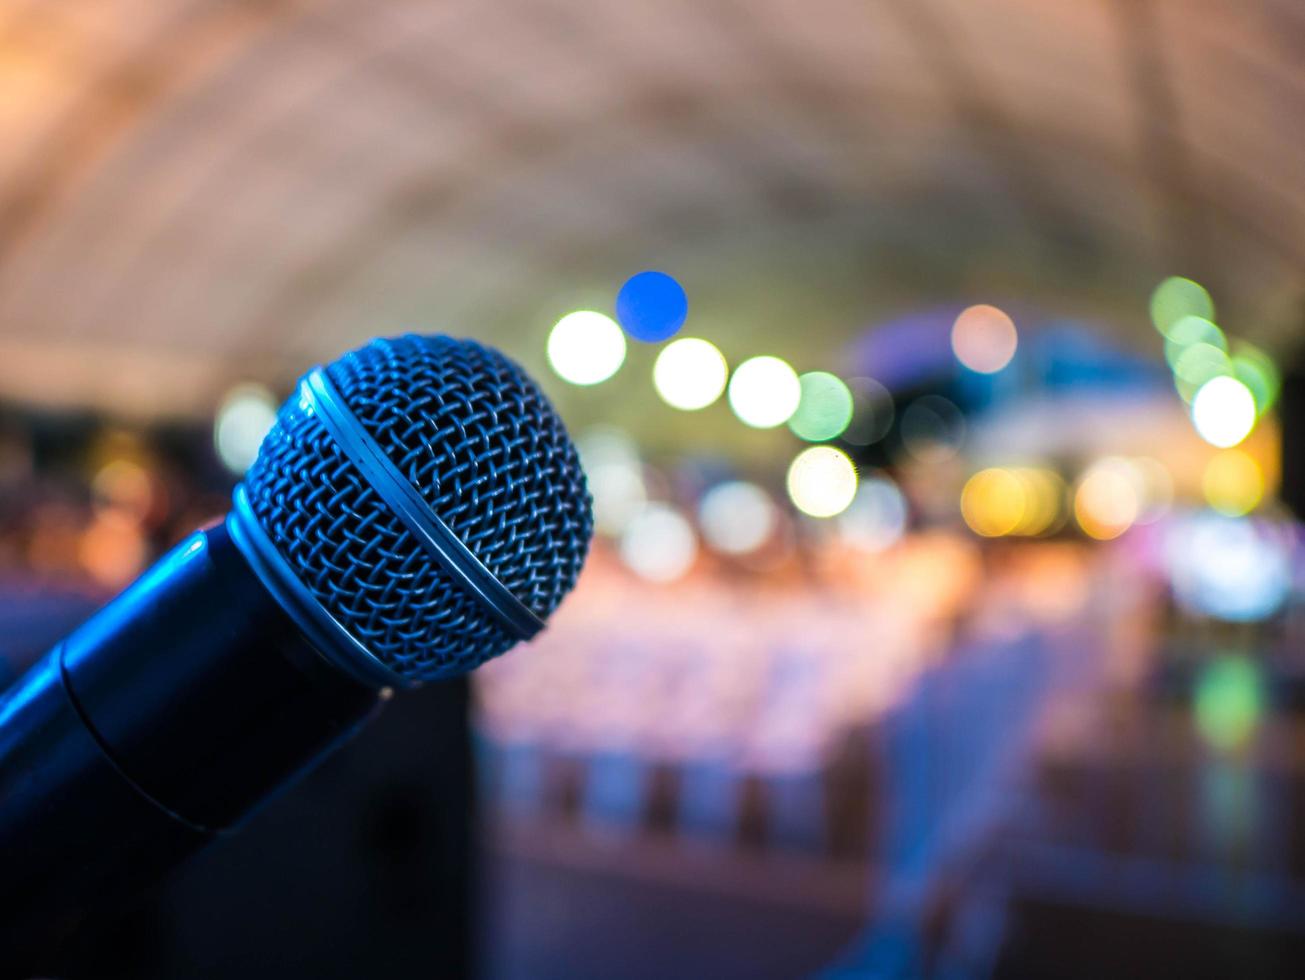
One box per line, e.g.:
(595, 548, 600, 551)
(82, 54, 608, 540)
(0, 520, 385, 966)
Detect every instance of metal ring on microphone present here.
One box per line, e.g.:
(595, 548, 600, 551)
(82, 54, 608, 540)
(301, 368, 546, 642)
(227, 489, 407, 689)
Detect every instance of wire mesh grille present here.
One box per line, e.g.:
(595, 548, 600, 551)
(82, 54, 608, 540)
(243, 335, 592, 681)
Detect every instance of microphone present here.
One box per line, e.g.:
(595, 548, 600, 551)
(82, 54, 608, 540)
(0, 334, 593, 963)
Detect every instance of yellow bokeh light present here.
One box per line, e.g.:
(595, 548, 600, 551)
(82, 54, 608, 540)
(960, 468, 1026, 537)
(951, 305, 1018, 374)
(786, 446, 858, 518)
(1074, 458, 1141, 541)
(1203, 449, 1264, 517)
(728, 355, 801, 429)
(1011, 468, 1066, 536)
(91, 458, 156, 523)
(652, 337, 728, 410)
(547, 311, 627, 386)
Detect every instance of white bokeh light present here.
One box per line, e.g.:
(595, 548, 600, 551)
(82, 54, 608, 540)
(1191, 376, 1257, 448)
(653, 337, 728, 410)
(547, 311, 627, 385)
(576, 428, 646, 536)
(838, 475, 908, 551)
(620, 504, 698, 583)
(698, 481, 776, 554)
(214, 384, 278, 475)
(786, 446, 858, 518)
(728, 356, 801, 428)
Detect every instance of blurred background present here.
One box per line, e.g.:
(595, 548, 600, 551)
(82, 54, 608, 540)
(1, 0, 1304, 977)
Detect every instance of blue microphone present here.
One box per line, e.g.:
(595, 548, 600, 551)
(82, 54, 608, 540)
(0, 335, 593, 963)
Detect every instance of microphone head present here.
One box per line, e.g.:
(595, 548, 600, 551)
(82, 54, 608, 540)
(231, 335, 593, 687)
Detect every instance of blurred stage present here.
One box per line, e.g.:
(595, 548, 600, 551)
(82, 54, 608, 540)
(1, 1, 1305, 977)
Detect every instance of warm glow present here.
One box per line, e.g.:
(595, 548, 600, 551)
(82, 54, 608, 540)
(728, 356, 801, 429)
(960, 468, 1026, 537)
(1074, 458, 1141, 540)
(91, 458, 156, 523)
(786, 446, 858, 518)
(951, 305, 1018, 374)
(652, 337, 728, 410)
(1203, 449, 1264, 517)
(547, 310, 627, 385)
(1011, 468, 1066, 536)
(79, 512, 148, 587)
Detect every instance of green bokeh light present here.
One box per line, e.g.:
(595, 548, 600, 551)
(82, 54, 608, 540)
(1164, 316, 1226, 369)
(1195, 655, 1263, 752)
(1172, 342, 1232, 402)
(1231, 341, 1281, 416)
(1151, 277, 1215, 338)
(788, 371, 855, 442)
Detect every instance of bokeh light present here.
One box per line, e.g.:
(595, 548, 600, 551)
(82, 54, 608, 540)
(1166, 514, 1291, 622)
(1011, 468, 1067, 536)
(838, 474, 908, 552)
(577, 427, 647, 535)
(960, 468, 1025, 538)
(786, 446, 857, 518)
(214, 383, 278, 475)
(1172, 341, 1232, 401)
(728, 356, 801, 429)
(1131, 456, 1174, 524)
(615, 270, 688, 343)
(1150, 276, 1214, 338)
(619, 504, 697, 583)
(1203, 449, 1264, 517)
(1074, 457, 1142, 540)
(788, 372, 854, 442)
(1230, 341, 1281, 416)
(1191, 376, 1257, 448)
(843, 377, 895, 446)
(901, 395, 965, 463)
(1194, 656, 1263, 752)
(91, 458, 157, 524)
(951, 304, 1018, 373)
(652, 337, 728, 411)
(1164, 316, 1231, 402)
(78, 511, 148, 587)
(547, 310, 627, 385)
(699, 481, 776, 554)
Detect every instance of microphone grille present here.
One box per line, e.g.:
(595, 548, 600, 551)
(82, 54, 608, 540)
(242, 335, 592, 683)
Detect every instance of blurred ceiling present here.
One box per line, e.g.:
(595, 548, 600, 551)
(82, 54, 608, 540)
(0, 0, 1301, 420)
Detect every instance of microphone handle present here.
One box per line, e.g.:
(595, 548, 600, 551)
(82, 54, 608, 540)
(0, 521, 384, 967)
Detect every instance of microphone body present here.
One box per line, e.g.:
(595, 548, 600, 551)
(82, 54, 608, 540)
(0, 521, 381, 962)
(0, 333, 593, 968)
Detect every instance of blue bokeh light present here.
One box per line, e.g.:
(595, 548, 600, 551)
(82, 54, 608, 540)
(615, 270, 688, 343)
